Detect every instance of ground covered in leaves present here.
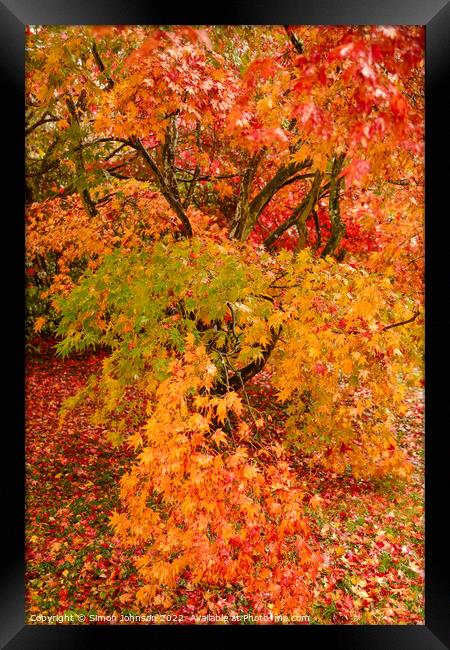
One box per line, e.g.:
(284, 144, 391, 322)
(26, 337, 424, 625)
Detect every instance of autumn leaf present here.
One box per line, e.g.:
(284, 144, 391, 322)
(33, 316, 46, 333)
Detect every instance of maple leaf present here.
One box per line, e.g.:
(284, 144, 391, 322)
(339, 159, 371, 186)
(309, 494, 323, 509)
(33, 316, 46, 333)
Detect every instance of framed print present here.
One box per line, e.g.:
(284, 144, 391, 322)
(1, 0, 448, 647)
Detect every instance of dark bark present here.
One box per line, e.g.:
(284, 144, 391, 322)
(129, 137, 193, 238)
(65, 95, 98, 219)
(25, 114, 59, 136)
(183, 164, 200, 209)
(321, 153, 346, 258)
(176, 167, 240, 182)
(230, 155, 312, 242)
(91, 41, 114, 91)
(161, 114, 181, 201)
(263, 169, 323, 249)
(382, 311, 420, 331)
(311, 208, 322, 251)
(229, 149, 266, 240)
(284, 26, 304, 54)
(182, 121, 201, 208)
(214, 327, 281, 395)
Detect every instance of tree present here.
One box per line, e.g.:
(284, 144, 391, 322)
(26, 25, 424, 614)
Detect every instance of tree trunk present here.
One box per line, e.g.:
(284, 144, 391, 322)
(263, 169, 323, 249)
(231, 157, 313, 242)
(321, 153, 346, 257)
(131, 138, 193, 238)
(229, 150, 266, 240)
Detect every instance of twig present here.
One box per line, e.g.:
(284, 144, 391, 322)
(217, 352, 236, 445)
(226, 302, 239, 340)
(284, 25, 304, 54)
(25, 115, 60, 136)
(92, 41, 115, 91)
(224, 356, 259, 446)
(382, 311, 420, 331)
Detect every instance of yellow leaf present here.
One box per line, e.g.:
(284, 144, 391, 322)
(308, 346, 320, 359)
(243, 464, 259, 480)
(309, 494, 323, 510)
(212, 429, 228, 445)
(34, 316, 46, 333)
(216, 399, 228, 424)
(119, 593, 133, 604)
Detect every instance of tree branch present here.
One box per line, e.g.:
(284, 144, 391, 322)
(25, 115, 60, 136)
(320, 154, 346, 258)
(277, 172, 316, 191)
(215, 327, 281, 394)
(92, 41, 114, 91)
(229, 149, 266, 240)
(161, 114, 181, 201)
(284, 26, 304, 54)
(311, 208, 322, 251)
(65, 95, 97, 219)
(382, 311, 420, 331)
(231, 155, 313, 241)
(176, 167, 240, 182)
(387, 178, 410, 186)
(263, 170, 323, 249)
(128, 137, 193, 238)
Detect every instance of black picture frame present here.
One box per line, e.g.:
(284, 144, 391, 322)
(2, 1, 448, 647)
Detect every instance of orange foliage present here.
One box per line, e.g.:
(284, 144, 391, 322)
(111, 335, 320, 614)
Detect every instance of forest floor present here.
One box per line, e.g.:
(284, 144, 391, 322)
(25, 337, 424, 625)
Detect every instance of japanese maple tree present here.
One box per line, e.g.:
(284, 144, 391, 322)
(26, 25, 424, 615)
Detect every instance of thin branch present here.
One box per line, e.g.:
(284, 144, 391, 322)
(95, 192, 117, 206)
(321, 154, 346, 258)
(223, 355, 259, 434)
(65, 94, 97, 219)
(182, 164, 200, 208)
(277, 172, 317, 191)
(382, 311, 420, 331)
(264, 170, 323, 249)
(26, 138, 129, 177)
(91, 41, 114, 91)
(127, 137, 193, 238)
(387, 179, 410, 186)
(269, 283, 302, 290)
(218, 352, 231, 392)
(104, 143, 129, 161)
(318, 181, 331, 197)
(26, 160, 60, 177)
(226, 302, 239, 340)
(25, 115, 60, 136)
(407, 255, 424, 266)
(284, 25, 304, 54)
(175, 166, 240, 181)
(77, 137, 131, 150)
(237, 370, 259, 429)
